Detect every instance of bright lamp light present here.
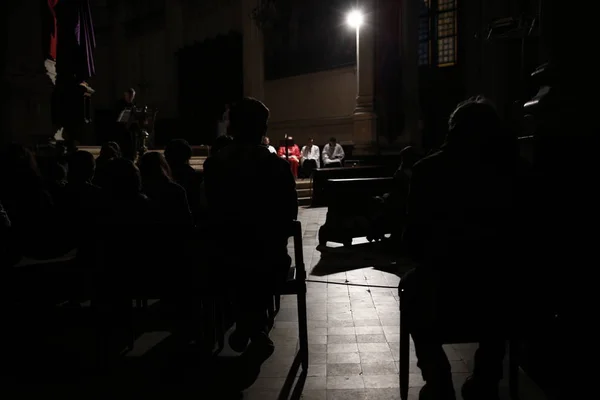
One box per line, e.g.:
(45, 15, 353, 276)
(346, 10, 364, 29)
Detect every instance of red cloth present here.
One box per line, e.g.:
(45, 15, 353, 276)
(278, 145, 300, 179)
(48, 0, 59, 60)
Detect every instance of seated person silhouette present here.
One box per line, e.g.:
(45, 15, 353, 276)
(63, 150, 104, 260)
(93, 141, 120, 189)
(204, 97, 298, 388)
(139, 151, 192, 226)
(371, 146, 420, 244)
(322, 137, 345, 167)
(401, 96, 531, 400)
(300, 137, 320, 178)
(261, 136, 277, 154)
(164, 139, 204, 227)
(277, 136, 301, 179)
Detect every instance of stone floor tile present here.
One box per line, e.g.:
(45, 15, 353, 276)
(354, 326, 384, 335)
(328, 343, 359, 353)
(327, 363, 362, 376)
(327, 375, 365, 390)
(379, 317, 400, 327)
(328, 319, 355, 327)
(309, 344, 327, 354)
(327, 335, 357, 344)
(384, 333, 400, 343)
(308, 320, 329, 328)
(305, 376, 327, 390)
(360, 362, 397, 376)
(409, 373, 426, 387)
(359, 351, 394, 364)
(353, 319, 381, 327)
(328, 352, 361, 364)
(309, 327, 328, 336)
(451, 360, 469, 373)
(326, 389, 367, 400)
(301, 389, 327, 400)
(310, 352, 328, 365)
(352, 310, 380, 319)
(307, 364, 328, 377)
(356, 334, 387, 343)
(309, 335, 328, 345)
(363, 374, 399, 389)
(364, 388, 404, 400)
(251, 378, 286, 390)
(382, 325, 399, 335)
(328, 327, 356, 335)
(357, 343, 391, 353)
(329, 312, 354, 321)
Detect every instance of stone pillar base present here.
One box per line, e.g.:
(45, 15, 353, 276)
(352, 112, 378, 155)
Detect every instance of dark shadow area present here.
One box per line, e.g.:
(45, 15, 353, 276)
(312, 240, 412, 277)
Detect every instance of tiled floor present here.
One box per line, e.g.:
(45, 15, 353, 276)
(241, 208, 548, 400)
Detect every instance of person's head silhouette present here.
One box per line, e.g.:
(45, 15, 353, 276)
(446, 96, 502, 149)
(68, 150, 95, 184)
(105, 158, 142, 196)
(227, 97, 270, 145)
(138, 151, 172, 184)
(164, 139, 193, 166)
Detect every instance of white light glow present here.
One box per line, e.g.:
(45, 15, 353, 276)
(346, 10, 364, 29)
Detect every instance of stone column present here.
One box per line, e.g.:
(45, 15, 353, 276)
(352, 0, 377, 155)
(164, 0, 184, 118)
(1, 0, 54, 145)
(399, 0, 421, 147)
(241, 0, 265, 101)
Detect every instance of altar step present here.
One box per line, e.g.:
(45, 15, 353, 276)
(297, 179, 312, 207)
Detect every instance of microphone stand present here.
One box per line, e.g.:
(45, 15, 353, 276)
(285, 134, 289, 161)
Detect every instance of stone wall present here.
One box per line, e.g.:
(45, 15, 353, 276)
(264, 67, 356, 145)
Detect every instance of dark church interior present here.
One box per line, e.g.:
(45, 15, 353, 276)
(0, 0, 592, 399)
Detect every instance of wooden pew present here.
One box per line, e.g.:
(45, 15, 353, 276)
(318, 177, 395, 246)
(311, 165, 389, 207)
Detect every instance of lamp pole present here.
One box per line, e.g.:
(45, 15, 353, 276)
(347, 10, 364, 112)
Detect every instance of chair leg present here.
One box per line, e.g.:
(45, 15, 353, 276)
(399, 310, 410, 400)
(267, 297, 275, 331)
(297, 286, 309, 370)
(275, 294, 281, 313)
(509, 340, 520, 400)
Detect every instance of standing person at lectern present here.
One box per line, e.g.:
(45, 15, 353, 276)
(114, 88, 137, 161)
(322, 137, 345, 167)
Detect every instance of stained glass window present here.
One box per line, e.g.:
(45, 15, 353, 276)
(418, 0, 457, 67)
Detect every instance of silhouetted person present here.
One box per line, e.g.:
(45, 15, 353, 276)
(300, 137, 320, 178)
(277, 136, 301, 178)
(63, 150, 103, 259)
(139, 151, 192, 226)
(0, 144, 67, 260)
(210, 134, 234, 156)
(44, 160, 68, 203)
(322, 137, 345, 167)
(261, 136, 276, 154)
(372, 145, 420, 244)
(93, 141, 120, 188)
(165, 139, 203, 226)
(204, 97, 298, 388)
(115, 88, 137, 161)
(0, 200, 18, 266)
(401, 97, 531, 400)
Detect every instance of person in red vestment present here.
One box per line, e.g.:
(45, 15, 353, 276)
(278, 136, 301, 179)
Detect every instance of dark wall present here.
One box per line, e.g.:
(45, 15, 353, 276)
(263, 0, 356, 80)
(177, 31, 243, 146)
